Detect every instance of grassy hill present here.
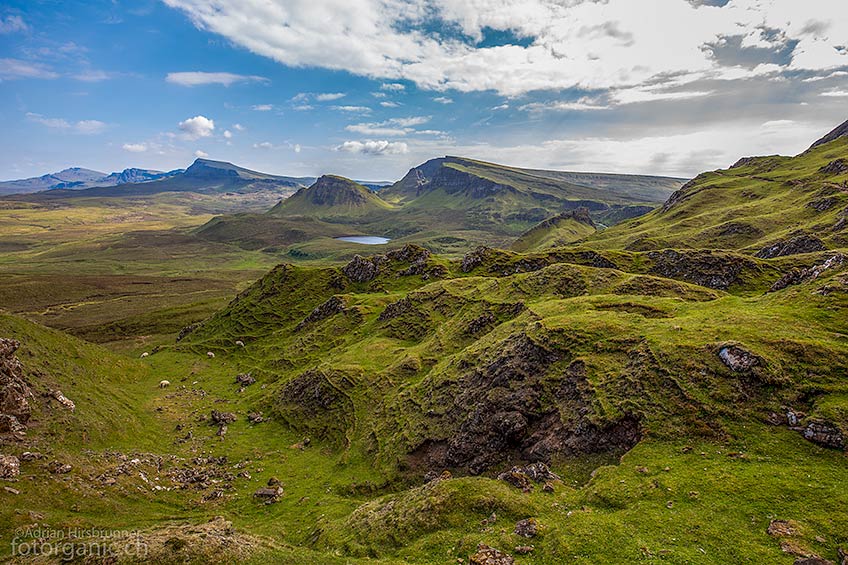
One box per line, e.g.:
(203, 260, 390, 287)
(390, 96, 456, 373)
(270, 175, 394, 217)
(511, 208, 597, 252)
(583, 132, 848, 254)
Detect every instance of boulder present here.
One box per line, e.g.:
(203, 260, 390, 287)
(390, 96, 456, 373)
(803, 421, 845, 450)
(342, 255, 381, 283)
(514, 518, 539, 538)
(235, 373, 256, 387)
(211, 410, 237, 425)
(0, 454, 20, 479)
(50, 390, 75, 412)
(295, 296, 347, 330)
(718, 345, 760, 373)
(819, 158, 848, 175)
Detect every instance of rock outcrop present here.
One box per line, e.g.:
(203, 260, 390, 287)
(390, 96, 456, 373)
(0, 338, 33, 437)
(755, 235, 827, 259)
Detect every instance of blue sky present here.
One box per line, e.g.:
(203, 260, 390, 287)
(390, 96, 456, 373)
(1, 0, 847, 181)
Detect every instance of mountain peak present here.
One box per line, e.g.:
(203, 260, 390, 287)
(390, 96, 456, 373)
(271, 174, 392, 216)
(809, 118, 848, 150)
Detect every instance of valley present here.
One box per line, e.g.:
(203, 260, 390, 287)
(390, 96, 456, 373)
(0, 121, 847, 564)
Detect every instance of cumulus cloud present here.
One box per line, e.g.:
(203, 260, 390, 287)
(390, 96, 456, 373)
(433, 96, 453, 104)
(166, 71, 269, 86)
(178, 115, 215, 139)
(122, 142, 148, 152)
(252, 104, 273, 111)
(162, 0, 848, 98)
(345, 116, 430, 136)
(336, 140, 409, 155)
(223, 129, 233, 138)
(331, 105, 371, 113)
(315, 92, 346, 101)
(26, 112, 107, 134)
(194, 149, 209, 158)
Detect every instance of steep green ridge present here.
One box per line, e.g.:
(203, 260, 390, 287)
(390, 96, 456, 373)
(270, 175, 394, 217)
(583, 136, 848, 254)
(511, 208, 597, 252)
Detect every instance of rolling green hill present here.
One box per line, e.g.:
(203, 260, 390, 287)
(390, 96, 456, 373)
(583, 122, 848, 255)
(511, 208, 597, 252)
(270, 175, 394, 217)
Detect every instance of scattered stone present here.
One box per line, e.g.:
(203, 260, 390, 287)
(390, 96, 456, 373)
(498, 462, 561, 491)
(768, 520, 798, 537)
(794, 558, 834, 565)
(267, 477, 281, 487)
(176, 323, 200, 342)
(210, 410, 237, 425)
(47, 461, 72, 474)
(803, 421, 845, 450)
(50, 389, 75, 412)
(718, 344, 761, 373)
(514, 518, 539, 538)
(0, 454, 20, 479)
(235, 373, 256, 387)
(542, 481, 555, 493)
(253, 486, 283, 504)
(247, 412, 264, 424)
(837, 547, 847, 565)
(216, 424, 227, 437)
(4, 486, 20, 494)
(289, 437, 311, 450)
(469, 543, 515, 565)
(514, 545, 534, 555)
(769, 254, 846, 292)
(461, 246, 492, 273)
(20, 451, 44, 461)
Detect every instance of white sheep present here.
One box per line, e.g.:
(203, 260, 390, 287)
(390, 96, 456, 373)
(140, 352, 149, 358)
(158, 380, 170, 388)
(207, 351, 215, 359)
(235, 340, 245, 348)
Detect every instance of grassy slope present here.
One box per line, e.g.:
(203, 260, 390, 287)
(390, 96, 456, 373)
(584, 138, 848, 253)
(511, 213, 597, 252)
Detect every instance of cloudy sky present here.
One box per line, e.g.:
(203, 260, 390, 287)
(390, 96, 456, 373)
(1, 0, 846, 181)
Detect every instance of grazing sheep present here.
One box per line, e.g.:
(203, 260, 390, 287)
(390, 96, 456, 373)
(207, 351, 215, 359)
(140, 352, 149, 358)
(158, 380, 170, 388)
(235, 340, 245, 348)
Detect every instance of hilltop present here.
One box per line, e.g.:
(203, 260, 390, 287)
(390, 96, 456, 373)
(511, 208, 597, 252)
(270, 175, 394, 217)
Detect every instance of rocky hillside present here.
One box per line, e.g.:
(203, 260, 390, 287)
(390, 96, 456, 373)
(270, 175, 394, 217)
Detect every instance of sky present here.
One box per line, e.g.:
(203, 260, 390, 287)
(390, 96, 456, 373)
(0, 0, 847, 182)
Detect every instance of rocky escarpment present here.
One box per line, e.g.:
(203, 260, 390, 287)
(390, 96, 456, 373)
(0, 338, 33, 438)
(408, 333, 642, 475)
(341, 244, 439, 283)
(755, 235, 827, 259)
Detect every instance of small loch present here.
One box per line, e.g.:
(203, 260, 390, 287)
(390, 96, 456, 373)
(335, 236, 390, 245)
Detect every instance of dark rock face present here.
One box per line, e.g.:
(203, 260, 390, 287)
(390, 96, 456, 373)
(176, 323, 201, 342)
(0, 338, 32, 437)
(755, 235, 827, 259)
(461, 246, 494, 273)
(342, 255, 382, 283)
(803, 421, 844, 450)
(295, 295, 347, 330)
(277, 368, 356, 443)
(647, 250, 753, 290)
(819, 158, 848, 175)
(718, 345, 761, 373)
(413, 334, 641, 474)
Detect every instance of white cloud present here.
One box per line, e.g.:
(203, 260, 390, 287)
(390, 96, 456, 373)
(223, 129, 233, 139)
(315, 92, 346, 101)
(345, 116, 430, 136)
(380, 101, 400, 107)
(0, 58, 58, 80)
(166, 71, 269, 86)
(252, 104, 273, 111)
(122, 142, 148, 153)
(293, 104, 314, 111)
(336, 140, 409, 155)
(331, 105, 371, 113)
(380, 83, 405, 91)
(233, 123, 245, 131)
(253, 141, 274, 149)
(26, 112, 107, 134)
(178, 115, 215, 139)
(519, 98, 610, 113)
(433, 96, 453, 104)
(821, 89, 848, 97)
(73, 69, 114, 82)
(293, 143, 302, 153)
(0, 15, 27, 34)
(162, 0, 848, 97)
(194, 149, 209, 158)
(492, 103, 510, 110)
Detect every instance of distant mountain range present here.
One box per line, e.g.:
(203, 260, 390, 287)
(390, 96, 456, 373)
(0, 166, 183, 195)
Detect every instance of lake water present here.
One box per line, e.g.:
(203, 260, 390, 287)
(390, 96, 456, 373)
(335, 236, 391, 245)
